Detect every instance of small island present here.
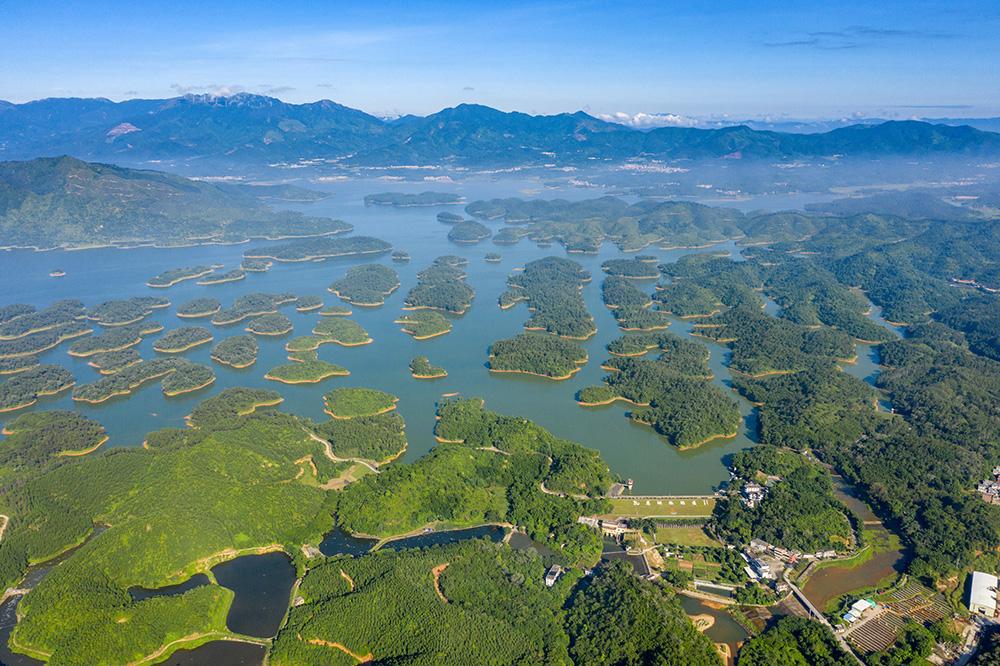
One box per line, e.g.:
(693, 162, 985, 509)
(603, 276, 652, 310)
(87, 296, 170, 326)
(245, 235, 391, 263)
(447, 220, 492, 244)
(153, 326, 214, 353)
(245, 313, 293, 336)
(147, 265, 214, 288)
(313, 317, 372, 346)
(395, 311, 452, 339)
(49, 270, 65, 278)
(488, 333, 588, 380)
(0, 321, 93, 358)
(295, 295, 324, 312)
(68, 322, 162, 357)
(492, 227, 523, 245)
(0, 364, 75, 412)
(364, 191, 463, 207)
(437, 211, 464, 223)
(654, 282, 724, 318)
(0, 300, 84, 340)
(88, 348, 142, 374)
(73, 358, 214, 402)
(329, 264, 400, 306)
(403, 256, 475, 314)
(613, 307, 672, 331)
(410, 356, 447, 379)
(210, 334, 258, 368)
(391, 250, 411, 263)
(211, 292, 296, 325)
(484, 252, 502, 263)
(501, 257, 595, 339)
(196, 268, 246, 285)
(265, 358, 349, 384)
(318, 305, 352, 316)
(601, 257, 660, 279)
(240, 257, 272, 272)
(177, 297, 221, 318)
(160, 361, 215, 396)
(323, 387, 398, 419)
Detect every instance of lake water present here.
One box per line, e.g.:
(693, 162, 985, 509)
(379, 524, 505, 551)
(128, 573, 210, 602)
(158, 640, 266, 665)
(318, 527, 377, 557)
(0, 177, 782, 495)
(679, 595, 749, 662)
(211, 552, 297, 638)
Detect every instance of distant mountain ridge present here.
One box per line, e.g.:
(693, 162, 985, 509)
(0, 155, 350, 248)
(1, 94, 999, 165)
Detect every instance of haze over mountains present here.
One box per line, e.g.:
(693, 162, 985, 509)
(2, 93, 999, 166)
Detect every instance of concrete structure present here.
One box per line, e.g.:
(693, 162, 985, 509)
(544, 564, 563, 588)
(968, 571, 999, 616)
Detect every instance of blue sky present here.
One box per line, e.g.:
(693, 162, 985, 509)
(2, 0, 998, 120)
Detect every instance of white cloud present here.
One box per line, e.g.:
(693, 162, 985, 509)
(598, 111, 701, 128)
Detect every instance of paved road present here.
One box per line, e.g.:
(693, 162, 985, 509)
(783, 571, 864, 665)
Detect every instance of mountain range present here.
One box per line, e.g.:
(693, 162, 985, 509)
(2, 94, 999, 166)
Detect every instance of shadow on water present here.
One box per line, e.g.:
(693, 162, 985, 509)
(318, 527, 377, 557)
(0, 596, 41, 666)
(158, 640, 266, 665)
(211, 552, 296, 638)
(128, 573, 210, 602)
(380, 525, 505, 551)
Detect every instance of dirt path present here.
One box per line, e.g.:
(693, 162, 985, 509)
(0, 514, 9, 542)
(306, 636, 373, 663)
(302, 428, 381, 474)
(431, 563, 450, 603)
(340, 569, 355, 591)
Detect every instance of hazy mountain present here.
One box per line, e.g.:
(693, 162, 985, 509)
(1, 95, 998, 166)
(0, 156, 349, 248)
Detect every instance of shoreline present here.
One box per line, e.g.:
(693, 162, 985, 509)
(177, 308, 221, 319)
(265, 371, 350, 384)
(577, 395, 651, 407)
(58, 434, 110, 457)
(196, 274, 246, 286)
(163, 377, 216, 397)
(0, 382, 76, 412)
(146, 269, 215, 288)
(154, 337, 213, 353)
(488, 366, 582, 381)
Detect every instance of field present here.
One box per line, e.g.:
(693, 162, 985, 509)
(601, 496, 716, 519)
(654, 525, 719, 548)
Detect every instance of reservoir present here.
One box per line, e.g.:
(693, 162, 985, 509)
(0, 177, 837, 496)
(211, 552, 297, 638)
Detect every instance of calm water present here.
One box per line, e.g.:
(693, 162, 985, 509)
(211, 552, 296, 638)
(0, 596, 42, 666)
(380, 525, 505, 551)
(0, 177, 777, 494)
(128, 573, 210, 602)
(159, 640, 265, 665)
(679, 595, 749, 661)
(318, 527, 377, 557)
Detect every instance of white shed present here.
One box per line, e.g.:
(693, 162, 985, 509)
(968, 571, 999, 616)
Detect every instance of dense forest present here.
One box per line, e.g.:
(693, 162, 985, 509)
(328, 263, 400, 306)
(500, 256, 596, 338)
(489, 333, 588, 379)
(403, 256, 475, 314)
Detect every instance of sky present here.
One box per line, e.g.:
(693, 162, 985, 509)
(2, 0, 999, 122)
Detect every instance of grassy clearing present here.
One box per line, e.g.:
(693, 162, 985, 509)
(654, 525, 718, 548)
(601, 496, 715, 518)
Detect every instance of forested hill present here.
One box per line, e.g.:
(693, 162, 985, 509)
(0, 156, 350, 248)
(1, 94, 999, 165)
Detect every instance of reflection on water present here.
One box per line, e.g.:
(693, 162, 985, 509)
(159, 640, 265, 665)
(679, 595, 749, 661)
(128, 573, 209, 602)
(380, 525, 505, 551)
(212, 552, 296, 638)
(0, 177, 771, 495)
(319, 527, 377, 557)
(0, 596, 42, 666)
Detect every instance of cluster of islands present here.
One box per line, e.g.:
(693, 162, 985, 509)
(0, 174, 999, 666)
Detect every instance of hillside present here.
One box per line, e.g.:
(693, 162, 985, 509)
(1, 95, 998, 166)
(0, 156, 351, 248)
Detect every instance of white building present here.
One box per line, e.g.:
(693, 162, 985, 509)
(545, 564, 563, 587)
(968, 571, 999, 616)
